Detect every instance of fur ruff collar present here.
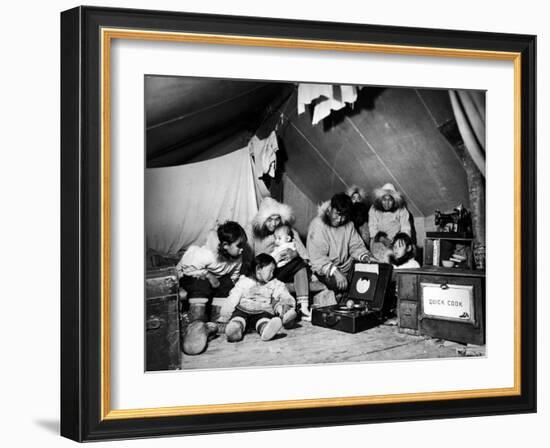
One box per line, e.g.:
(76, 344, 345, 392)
(252, 197, 294, 238)
(317, 201, 336, 226)
(346, 185, 367, 202)
(372, 183, 405, 211)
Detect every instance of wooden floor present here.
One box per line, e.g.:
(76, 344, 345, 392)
(181, 320, 485, 370)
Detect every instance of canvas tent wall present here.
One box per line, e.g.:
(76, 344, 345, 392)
(145, 76, 484, 256)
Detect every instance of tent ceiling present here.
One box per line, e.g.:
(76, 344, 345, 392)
(279, 87, 469, 217)
(145, 76, 289, 166)
(145, 76, 470, 217)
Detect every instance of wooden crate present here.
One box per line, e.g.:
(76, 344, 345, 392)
(395, 267, 485, 345)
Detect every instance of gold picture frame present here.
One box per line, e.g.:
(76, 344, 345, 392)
(61, 6, 536, 441)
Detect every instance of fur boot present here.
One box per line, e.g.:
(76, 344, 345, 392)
(282, 308, 298, 329)
(256, 317, 282, 341)
(182, 321, 218, 355)
(225, 318, 245, 343)
(188, 298, 208, 322)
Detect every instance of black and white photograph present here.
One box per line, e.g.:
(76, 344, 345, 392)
(0, 0, 543, 443)
(144, 76, 487, 372)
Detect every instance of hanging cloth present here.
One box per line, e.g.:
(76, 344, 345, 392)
(248, 131, 279, 178)
(449, 90, 486, 177)
(298, 83, 359, 125)
(145, 147, 258, 255)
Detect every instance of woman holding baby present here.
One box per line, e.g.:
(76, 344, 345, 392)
(246, 198, 312, 318)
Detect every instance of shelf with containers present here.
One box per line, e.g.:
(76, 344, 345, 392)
(423, 231, 475, 270)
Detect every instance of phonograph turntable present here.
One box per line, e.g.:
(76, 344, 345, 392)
(312, 263, 393, 333)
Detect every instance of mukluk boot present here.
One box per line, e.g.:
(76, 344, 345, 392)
(256, 317, 283, 341)
(210, 297, 226, 322)
(225, 317, 246, 343)
(183, 320, 218, 355)
(188, 297, 208, 322)
(280, 306, 298, 329)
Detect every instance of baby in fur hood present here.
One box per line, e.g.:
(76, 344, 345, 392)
(346, 185, 367, 204)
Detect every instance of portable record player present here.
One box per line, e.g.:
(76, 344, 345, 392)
(311, 263, 393, 333)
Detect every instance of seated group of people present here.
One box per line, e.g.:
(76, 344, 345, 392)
(175, 183, 420, 355)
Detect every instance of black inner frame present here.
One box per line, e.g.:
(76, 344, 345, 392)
(60, 6, 537, 442)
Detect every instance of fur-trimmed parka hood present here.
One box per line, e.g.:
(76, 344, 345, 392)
(346, 185, 367, 203)
(203, 229, 220, 253)
(252, 197, 295, 238)
(372, 183, 406, 211)
(317, 200, 331, 218)
(317, 200, 339, 227)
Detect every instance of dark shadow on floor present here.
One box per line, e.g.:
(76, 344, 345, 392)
(271, 333, 288, 341)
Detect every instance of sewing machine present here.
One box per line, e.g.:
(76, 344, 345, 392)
(434, 204, 472, 236)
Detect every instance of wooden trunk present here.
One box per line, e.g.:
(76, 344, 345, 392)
(145, 266, 179, 298)
(145, 267, 181, 371)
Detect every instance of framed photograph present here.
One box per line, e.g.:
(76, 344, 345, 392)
(60, 6, 536, 441)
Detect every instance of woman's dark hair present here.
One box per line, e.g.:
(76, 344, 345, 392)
(254, 215, 284, 239)
(251, 253, 276, 274)
(392, 232, 413, 247)
(390, 232, 416, 266)
(217, 221, 247, 259)
(330, 193, 353, 220)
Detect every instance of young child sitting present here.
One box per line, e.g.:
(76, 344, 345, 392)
(176, 221, 247, 324)
(390, 232, 420, 269)
(271, 225, 312, 319)
(218, 253, 298, 342)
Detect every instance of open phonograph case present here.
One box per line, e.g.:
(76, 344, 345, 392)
(311, 263, 394, 333)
